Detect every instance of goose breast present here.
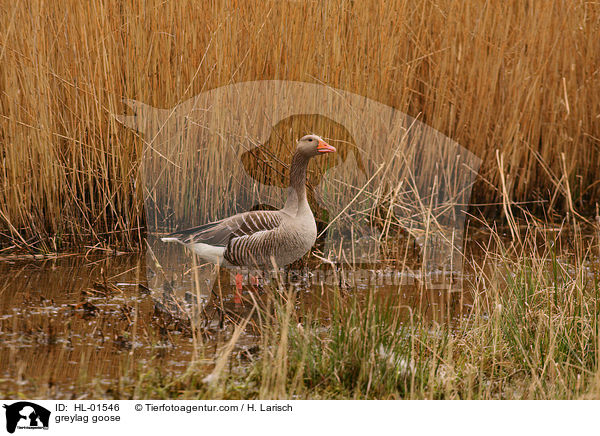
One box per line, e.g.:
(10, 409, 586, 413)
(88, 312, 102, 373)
(224, 218, 316, 267)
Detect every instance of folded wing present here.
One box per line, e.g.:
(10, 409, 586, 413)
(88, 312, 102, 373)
(164, 210, 285, 247)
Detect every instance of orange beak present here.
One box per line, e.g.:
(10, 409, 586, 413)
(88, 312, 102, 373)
(317, 140, 336, 153)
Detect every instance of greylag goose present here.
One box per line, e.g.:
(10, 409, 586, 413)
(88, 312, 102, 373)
(161, 134, 336, 297)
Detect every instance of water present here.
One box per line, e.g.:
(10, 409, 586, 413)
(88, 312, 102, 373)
(0, 246, 473, 398)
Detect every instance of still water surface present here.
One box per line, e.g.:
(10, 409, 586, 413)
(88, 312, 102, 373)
(0, 248, 473, 398)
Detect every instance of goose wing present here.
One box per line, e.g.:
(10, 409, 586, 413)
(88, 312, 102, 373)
(164, 210, 285, 247)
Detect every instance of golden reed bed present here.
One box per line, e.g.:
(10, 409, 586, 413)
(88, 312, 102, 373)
(0, 0, 599, 248)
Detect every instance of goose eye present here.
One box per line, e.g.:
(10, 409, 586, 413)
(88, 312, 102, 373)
(308, 138, 313, 142)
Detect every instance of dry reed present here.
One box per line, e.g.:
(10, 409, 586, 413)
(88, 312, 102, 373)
(1, 0, 599, 249)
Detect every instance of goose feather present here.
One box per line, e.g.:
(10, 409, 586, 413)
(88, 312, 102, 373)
(161, 134, 335, 268)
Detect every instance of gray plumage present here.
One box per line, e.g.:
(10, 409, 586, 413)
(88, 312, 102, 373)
(161, 134, 336, 268)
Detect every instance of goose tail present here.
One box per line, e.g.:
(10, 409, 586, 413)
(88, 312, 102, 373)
(160, 236, 226, 265)
(160, 237, 183, 243)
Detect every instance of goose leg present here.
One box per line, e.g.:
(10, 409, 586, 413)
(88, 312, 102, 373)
(234, 273, 243, 305)
(213, 264, 225, 329)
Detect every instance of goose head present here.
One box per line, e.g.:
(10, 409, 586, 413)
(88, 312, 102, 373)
(296, 134, 336, 157)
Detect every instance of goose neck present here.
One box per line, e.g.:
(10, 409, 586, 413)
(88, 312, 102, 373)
(289, 151, 310, 210)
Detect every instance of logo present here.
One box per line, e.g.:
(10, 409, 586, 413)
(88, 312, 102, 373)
(3, 402, 50, 434)
(115, 80, 481, 299)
